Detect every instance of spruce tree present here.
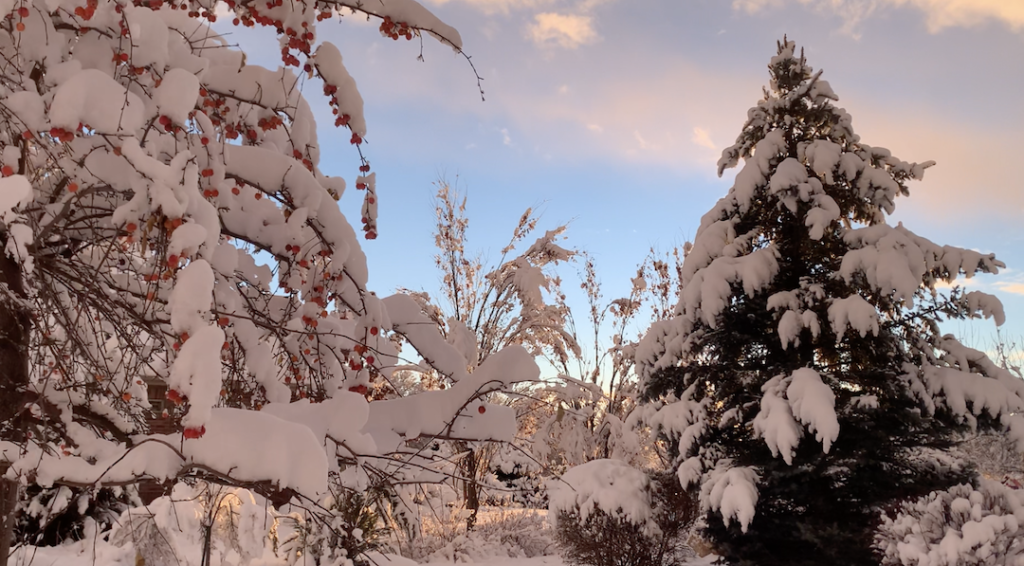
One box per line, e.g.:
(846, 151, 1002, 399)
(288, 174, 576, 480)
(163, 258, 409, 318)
(635, 39, 1024, 566)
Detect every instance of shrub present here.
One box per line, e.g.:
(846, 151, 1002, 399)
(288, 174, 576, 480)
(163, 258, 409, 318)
(395, 505, 554, 562)
(551, 461, 696, 566)
(876, 479, 1024, 565)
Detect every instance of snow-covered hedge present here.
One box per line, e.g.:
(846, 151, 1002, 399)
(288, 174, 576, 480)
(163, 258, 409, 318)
(875, 479, 1024, 566)
(549, 460, 695, 566)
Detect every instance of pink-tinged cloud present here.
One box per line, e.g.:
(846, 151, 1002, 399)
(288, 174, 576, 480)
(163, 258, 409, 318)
(997, 283, 1024, 296)
(734, 0, 1024, 33)
(425, 0, 553, 16)
(847, 97, 1020, 218)
(692, 127, 717, 150)
(528, 12, 599, 48)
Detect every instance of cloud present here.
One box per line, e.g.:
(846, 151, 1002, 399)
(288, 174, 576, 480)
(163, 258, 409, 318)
(997, 283, 1024, 296)
(425, 0, 552, 15)
(500, 128, 512, 145)
(692, 127, 716, 150)
(904, 0, 1024, 32)
(528, 12, 598, 48)
(633, 130, 657, 151)
(934, 276, 980, 290)
(733, 0, 1024, 33)
(847, 99, 1020, 218)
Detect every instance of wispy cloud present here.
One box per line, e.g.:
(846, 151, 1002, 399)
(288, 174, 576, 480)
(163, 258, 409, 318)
(904, 0, 1024, 32)
(528, 12, 599, 48)
(425, 0, 552, 16)
(733, 0, 1024, 34)
(997, 282, 1024, 296)
(692, 127, 716, 150)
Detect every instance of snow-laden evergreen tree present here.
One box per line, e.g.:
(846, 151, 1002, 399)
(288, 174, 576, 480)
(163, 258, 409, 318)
(634, 38, 1024, 566)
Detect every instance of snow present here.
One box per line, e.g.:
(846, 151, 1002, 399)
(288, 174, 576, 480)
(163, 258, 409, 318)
(168, 324, 225, 429)
(679, 244, 780, 328)
(786, 368, 839, 454)
(49, 69, 146, 134)
(347, 0, 463, 50)
(181, 408, 330, 496)
(4, 89, 46, 132)
(12, 545, 720, 566)
(878, 480, 1024, 566)
(922, 365, 1024, 422)
(841, 223, 1005, 307)
(262, 395, 377, 457)
(701, 464, 759, 533)
(363, 345, 537, 445)
(828, 294, 880, 342)
(752, 369, 839, 462)
(803, 139, 842, 184)
(636, 384, 709, 458)
(153, 67, 200, 125)
(753, 375, 802, 465)
(123, 6, 171, 70)
(315, 41, 367, 137)
(549, 459, 657, 534)
(775, 309, 821, 349)
(0, 174, 32, 220)
(6, 408, 328, 497)
(383, 293, 472, 382)
(168, 259, 215, 334)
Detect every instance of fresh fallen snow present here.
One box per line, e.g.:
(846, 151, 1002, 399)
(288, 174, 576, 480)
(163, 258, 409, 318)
(417, 555, 719, 566)
(11, 537, 722, 566)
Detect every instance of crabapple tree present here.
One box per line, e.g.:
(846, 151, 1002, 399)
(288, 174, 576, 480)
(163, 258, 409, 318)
(0, 0, 531, 563)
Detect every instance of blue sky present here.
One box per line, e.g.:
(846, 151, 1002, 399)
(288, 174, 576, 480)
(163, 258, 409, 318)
(224, 0, 1024, 352)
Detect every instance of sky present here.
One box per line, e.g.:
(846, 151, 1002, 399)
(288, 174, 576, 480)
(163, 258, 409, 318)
(222, 0, 1024, 356)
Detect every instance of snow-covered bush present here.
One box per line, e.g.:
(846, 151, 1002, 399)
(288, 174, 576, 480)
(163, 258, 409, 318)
(876, 479, 1024, 566)
(550, 460, 696, 566)
(14, 485, 128, 546)
(10, 481, 397, 566)
(397, 507, 553, 562)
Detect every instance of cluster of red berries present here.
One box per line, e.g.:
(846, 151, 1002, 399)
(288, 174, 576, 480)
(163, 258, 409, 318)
(257, 115, 284, 131)
(199, 89, 236, 129)
(157, 115, 177, 132)
(167, 388, 185, 405)
(12, 6, 28, 31)
(73, 0, 98, 20)
(49, 127, 75, 143)
(346, 342, 380, 395)
(357, 173, 377, 240)
(379, 16, 414, 41)
(291, 149, 314, 171)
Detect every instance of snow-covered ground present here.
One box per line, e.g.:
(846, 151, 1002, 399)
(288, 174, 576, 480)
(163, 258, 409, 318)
(11, 545, 720, 566)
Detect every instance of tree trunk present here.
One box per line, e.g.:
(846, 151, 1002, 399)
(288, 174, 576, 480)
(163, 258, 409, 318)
(461, 446, 479, 531)
(0, 466, 17, 566)
(0, 234, 30, 566)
